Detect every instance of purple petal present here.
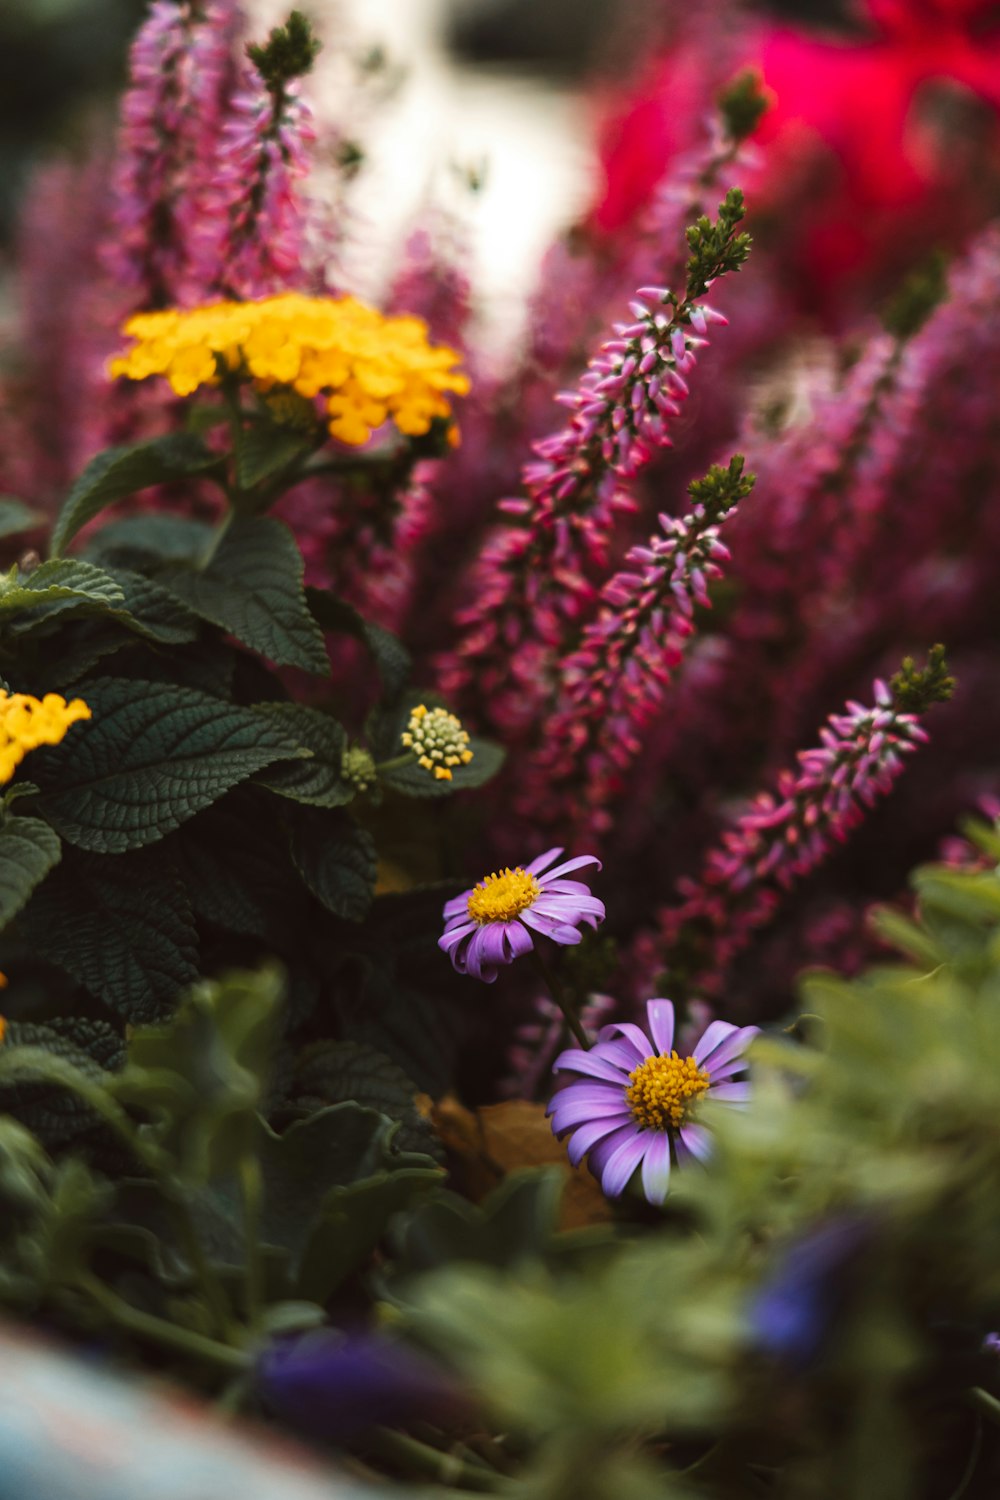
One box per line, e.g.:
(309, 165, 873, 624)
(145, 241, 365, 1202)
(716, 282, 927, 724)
(640, 1132, 672, 1205)
(587, 1123, 637, 1178)
(709, 1081, 751, 1103)
(438, 922, 475, 954)
(542, 879, 595, 896)
(599, 1130, 649, 1197)
(443, 892, 472, 919)
(541, 854, 602, 883)
(524, 847, 564, 876)
(549, 1091, 633, 1132)
(679, 1123, 712, 1163)
(563, 1113, 634, 1166)
(552, 1047, 631, 1084)
(693, 1020, 740, 1065)
(506, 920, 535, 958)
(700, 1024, 759, 1075)
(533, 893, 605, 918)
(518, 907, 583, 944)
(645, 999, 675, 1056)
(604, 1023, 654, 1064)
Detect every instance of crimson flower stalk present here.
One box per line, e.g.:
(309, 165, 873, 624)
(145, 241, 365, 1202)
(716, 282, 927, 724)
(106, 0, 241, 309)
(438, 190, 751, 742)
(646, 650, 954, 998)
(517, 456, 754, 840)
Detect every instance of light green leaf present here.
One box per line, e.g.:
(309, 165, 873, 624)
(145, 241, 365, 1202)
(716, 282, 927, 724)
(51, 434, 218, 557)
(31, 675, 306, 852)
(0, 815, 61, 932)
(0, 498, 42, 539)
(160, 518, 328, 674)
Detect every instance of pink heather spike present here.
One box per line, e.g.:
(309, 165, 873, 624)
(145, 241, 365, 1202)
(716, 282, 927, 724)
(640, 677, 940, 998)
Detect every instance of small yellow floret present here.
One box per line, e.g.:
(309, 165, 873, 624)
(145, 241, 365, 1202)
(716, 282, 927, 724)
(401, 703, 473, 782)
(467, 867, 541, 925)
(626, 1051, 710, 1131)
(0, 691, 91, 783)
(109, 293, 469, 448)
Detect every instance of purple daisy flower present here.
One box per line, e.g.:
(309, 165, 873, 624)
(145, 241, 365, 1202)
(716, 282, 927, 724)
(439, 847, 605, 982)
(547, 999, 758, 1205)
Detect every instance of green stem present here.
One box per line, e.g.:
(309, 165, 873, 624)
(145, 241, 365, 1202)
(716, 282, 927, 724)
(163, 1186, 235, 1342)
(77, 1275, 249, 1374)
(374, 751, 416, 775)
(368, 1430, 512, 1492)
(239, 1152, 264, 1332)
(969, 1387, 1000, 1427)
(530, 948, 591, 1050)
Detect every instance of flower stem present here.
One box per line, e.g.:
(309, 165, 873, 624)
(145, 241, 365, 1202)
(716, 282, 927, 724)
(239, 1152, 264, 1332)
(530, 947, 591, 1050)
(76, 1274, 249, 1374)
(368, 1429, 512, 1492)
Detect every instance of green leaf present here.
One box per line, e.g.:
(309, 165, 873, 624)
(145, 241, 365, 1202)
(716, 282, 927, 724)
(173, 787, 307, 948)
(18, 846, 199, 1022)
(291, 1040, 443, 1160)
(0, 559, 125, 628)
(288, 807, 376, 921)
(50, 434, 218, 558)
(159, 518, 328, 674)
(86, 514, 214, 567)
(236, 421, 314, 491)
(113, 967, 285, 1182)
(390, 1169, 566, 1276)
(306, 587, 411, 699)
(0, 498, 42, 539)
(31, 675, 306, 852)
(106, 569, 201, 645)
(254, 1104, 440, 1300)
(253, 703, 352, 807)
(0, 1018, 124, 1149)
(0, 815, 61, 932)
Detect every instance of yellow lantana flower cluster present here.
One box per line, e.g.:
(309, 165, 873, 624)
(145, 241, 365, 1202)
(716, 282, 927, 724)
(109, 293, 470, 447)
(401, 704, 473, 781)
(0, 692, 92, 783)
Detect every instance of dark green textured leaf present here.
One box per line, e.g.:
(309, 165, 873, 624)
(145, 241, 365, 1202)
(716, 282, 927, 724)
(254, 703, 352, 807)
(51, 433, 218, 557)
(289, 807, 376, 921)
(18, 847, 199, 1022)
(306, 588, 411, 699)
(86, 513, 214, 568)
(291, 1040, 443, 1160)
(0, 1019, 122, 1150)
(31, 675, 305, 852)
(0, 498, 42, 539)
(236, 421, 314, 491)
(107, 569, 201, 644)
(0, 816, 61, 933)
(173, 789, 306, 948)
(160, 517, 328, 674)
(0, 559, 125, 630)
(390, 1169, 566, 1276)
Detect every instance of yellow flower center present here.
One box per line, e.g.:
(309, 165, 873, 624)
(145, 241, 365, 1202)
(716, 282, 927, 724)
(626, 1051, 710, 1131)
(466, 867, 541, 925)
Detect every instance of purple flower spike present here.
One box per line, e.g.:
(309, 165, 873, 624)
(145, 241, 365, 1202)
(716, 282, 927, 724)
(439, 848, 605, 982)
(547, 999, 758, 1205)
